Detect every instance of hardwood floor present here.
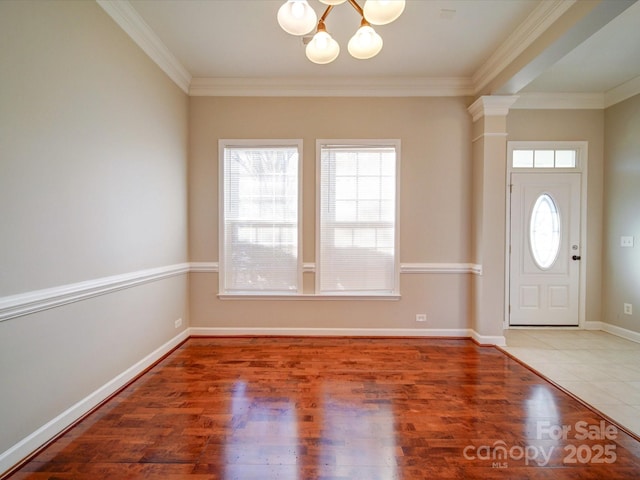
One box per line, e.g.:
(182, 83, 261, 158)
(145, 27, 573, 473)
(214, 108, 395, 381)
(7, 337, 640, 479)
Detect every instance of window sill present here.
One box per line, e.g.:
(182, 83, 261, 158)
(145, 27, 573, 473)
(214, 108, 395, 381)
(218, 293, 401, 301)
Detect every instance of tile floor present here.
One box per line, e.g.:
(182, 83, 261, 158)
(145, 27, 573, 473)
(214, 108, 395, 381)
(502, 329, 640, 438)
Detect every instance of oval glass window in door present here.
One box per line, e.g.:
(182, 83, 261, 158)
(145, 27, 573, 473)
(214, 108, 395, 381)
(530, 193, 561, 269)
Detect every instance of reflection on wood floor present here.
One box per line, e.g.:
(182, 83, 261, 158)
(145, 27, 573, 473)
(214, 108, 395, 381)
(7, 337, 640, 479)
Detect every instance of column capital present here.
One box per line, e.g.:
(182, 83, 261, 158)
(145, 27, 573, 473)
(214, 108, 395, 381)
(468, 95, 519, 122)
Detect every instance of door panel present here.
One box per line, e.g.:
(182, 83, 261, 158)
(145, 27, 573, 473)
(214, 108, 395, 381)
(509, 173, 581, 326)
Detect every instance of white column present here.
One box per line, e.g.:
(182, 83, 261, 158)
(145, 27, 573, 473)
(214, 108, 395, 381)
(468, 96, 518, 345)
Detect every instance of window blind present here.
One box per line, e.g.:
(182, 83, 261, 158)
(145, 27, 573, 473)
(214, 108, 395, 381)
(318, 142, 399, 294)
(221, 143, 300, 294)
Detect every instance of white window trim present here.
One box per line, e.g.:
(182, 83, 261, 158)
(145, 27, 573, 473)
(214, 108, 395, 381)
(315, 139, 401, 296)
(218, 139, 303, 295)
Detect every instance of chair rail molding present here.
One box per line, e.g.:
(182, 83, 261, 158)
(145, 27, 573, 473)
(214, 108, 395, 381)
(189, 262, 482, 275)
(0, 261, 483, 323)
(0, 263, 190, 323)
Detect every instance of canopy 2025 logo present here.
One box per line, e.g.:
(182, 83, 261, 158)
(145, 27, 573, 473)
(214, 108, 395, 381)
(463, 420, 618, 468)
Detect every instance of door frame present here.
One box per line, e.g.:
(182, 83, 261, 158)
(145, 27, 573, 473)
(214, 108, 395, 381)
(504, 141, 589, 330)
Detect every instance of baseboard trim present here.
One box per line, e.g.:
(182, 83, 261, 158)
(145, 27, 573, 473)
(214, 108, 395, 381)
(470, 330, 507, 347)
(189, 326, 472, 338)
(0, 330, 189, 477)
(599, 322, 640, 344)
(189, 326, 505, 345)
(584, 321, 603, 330)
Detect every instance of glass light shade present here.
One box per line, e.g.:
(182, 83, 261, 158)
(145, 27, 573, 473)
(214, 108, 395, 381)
(277, 0, 317, 36)
(305, 30, 340, 64)
(348, 25, 383, 59)
(363, 0, 405, 25)
(319, 0, 347, 4)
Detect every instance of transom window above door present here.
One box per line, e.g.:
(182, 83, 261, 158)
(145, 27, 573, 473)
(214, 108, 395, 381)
(508, 142, 586, 173)
(513, 149, 576, 168)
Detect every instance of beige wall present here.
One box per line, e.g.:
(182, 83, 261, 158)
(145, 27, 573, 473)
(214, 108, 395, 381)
(603, 94, 640, 333)
(189, 96, 474, 330)
(0, 1, 188, 294)
(0, 0, 189, 457)
(507, 109, 605, 326)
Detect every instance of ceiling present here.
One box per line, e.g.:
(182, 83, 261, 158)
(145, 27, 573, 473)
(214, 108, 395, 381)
(109, 0, 640, 104)
(522, 0, 640, 93)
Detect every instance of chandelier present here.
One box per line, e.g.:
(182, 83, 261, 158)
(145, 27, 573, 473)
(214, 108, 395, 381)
(277, 0, 406, 64)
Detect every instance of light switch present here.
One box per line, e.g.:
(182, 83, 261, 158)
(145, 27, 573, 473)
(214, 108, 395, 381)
(621, 236, 634, 247)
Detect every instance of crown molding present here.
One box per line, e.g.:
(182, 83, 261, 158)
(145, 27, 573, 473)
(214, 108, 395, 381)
(512, 92, 605, 110)
(467, 95, 519, 121)
(472, 0, 577, 95)
(95, 0, 638, 108)
(189, 76, 474, 97)
(96, 0, 192, 94)
(604, 75, 640, 108)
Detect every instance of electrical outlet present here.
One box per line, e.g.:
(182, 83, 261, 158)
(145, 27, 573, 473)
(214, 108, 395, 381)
(621, 236, 634, 247)
(174, 318, 183, 328)
(624, 304, 633, 315)
(416, 314, 427, 322)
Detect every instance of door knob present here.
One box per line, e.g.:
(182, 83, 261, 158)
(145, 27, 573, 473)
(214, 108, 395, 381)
(572, 255, 581, 261)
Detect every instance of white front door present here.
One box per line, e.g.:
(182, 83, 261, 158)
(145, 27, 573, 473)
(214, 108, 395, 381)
(509, 173, 582, 326)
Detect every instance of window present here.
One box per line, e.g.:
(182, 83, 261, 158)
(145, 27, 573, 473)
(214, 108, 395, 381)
(317, 141, 400, 295)
(530, 193, 561, 269)
(512, 149, 577, 168)
(219, 140, 301, 294)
